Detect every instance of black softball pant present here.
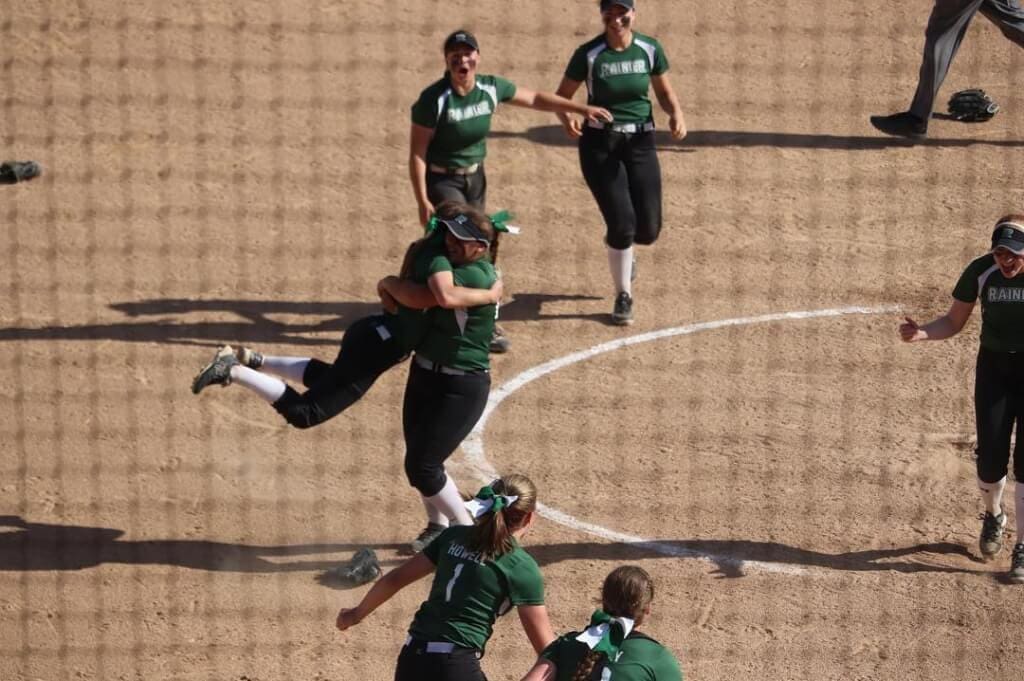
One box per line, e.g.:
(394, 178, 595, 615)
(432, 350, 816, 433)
(578, 126, 663, 250)
(272, 315, 408, 429)
(402, 358, 490, 497)
(394, 641, 486, 681)
(427, 166, 486, 210)
(974, 347, 1024, 483)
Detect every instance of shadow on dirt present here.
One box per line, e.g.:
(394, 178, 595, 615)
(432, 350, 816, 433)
(0, 516, 404, 575)
(3, 516, 986, 580)
(528, 538, 983, 577)
(0, 292, 622, 348)
(491, 125, 1024, 151)
(0, 299, 384, 348)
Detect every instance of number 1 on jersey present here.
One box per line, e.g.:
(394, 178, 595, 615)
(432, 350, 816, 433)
(445, 563, 465, 602)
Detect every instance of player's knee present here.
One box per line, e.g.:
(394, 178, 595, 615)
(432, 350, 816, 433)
(606, 231, 634, 250)
(273, 387, 324, 429)
(404, 457, 445, 495)
(975, 449, 1008, 484)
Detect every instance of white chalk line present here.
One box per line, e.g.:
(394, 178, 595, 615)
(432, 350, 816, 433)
(461, 304, 899, 576)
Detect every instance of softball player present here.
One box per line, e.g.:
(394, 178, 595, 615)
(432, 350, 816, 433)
(336, 475, 556, 681)
(411, 29, 612, 353)
(380, 202, 508, 550)
(899, 215, 1024, 583)
(520, 565, 683, 681)
(870, 0, 1024, 138)
(554, 0, 686, 325)
(189, 212, 502, 433)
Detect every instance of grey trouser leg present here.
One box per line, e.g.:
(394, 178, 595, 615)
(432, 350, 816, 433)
(909, 0, 1024, 121)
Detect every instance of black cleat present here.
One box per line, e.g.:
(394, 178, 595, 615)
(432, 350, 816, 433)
(191, 345, 239, 394)
(869, 112, 927, 139)
(1009, 543, 1024, 584)
(235, 346, 265, 369)
(611, 292, 634, 326)
(410, 523, 447, 553)
(978, 511, 1007, 560)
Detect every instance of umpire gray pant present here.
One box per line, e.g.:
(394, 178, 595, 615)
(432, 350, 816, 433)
(909, 0, 1024, 122)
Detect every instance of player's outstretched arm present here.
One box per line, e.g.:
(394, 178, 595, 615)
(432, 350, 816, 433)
(899, 299, 974, 342)
(336, 552, 434, 632)
(509, 86, 612, 125)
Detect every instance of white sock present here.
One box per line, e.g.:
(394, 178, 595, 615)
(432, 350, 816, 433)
(607, 246, 633, 296)
(229, 365, 287, 404)
(426, 475, 473, 526)
(422, 496, 450, 528)
(978, 476, 1006, 516)
(1016, 482, 1024, 542)
(259, 356, 310, 384)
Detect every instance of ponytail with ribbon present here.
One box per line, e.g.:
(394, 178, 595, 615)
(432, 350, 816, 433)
(465, 485, 519, 519)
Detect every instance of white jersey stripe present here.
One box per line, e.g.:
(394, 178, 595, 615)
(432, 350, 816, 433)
(585, 41, 608, 99)
(977, 263, 1000, 298)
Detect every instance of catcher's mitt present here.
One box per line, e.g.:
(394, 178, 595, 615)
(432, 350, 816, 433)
(947, 89, 999, 122)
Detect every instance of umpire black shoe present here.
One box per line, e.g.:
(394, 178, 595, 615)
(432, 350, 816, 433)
(869, 112, 927, 139)
(978, 510, 1007, 560)
(0, 160, 42, 185)
(1009, 543, 1024, 584)
(611, 292, 634, 326)
(191, 345, 239, 394)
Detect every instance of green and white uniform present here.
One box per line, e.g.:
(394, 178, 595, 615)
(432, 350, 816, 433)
(401, 247, 496, 498)
(953, 253, 1024, 352)
(412, 74, 517, 209)
(952, 252, 1024, 487)
(412, 74, 518, 169)
(418, 255, 497, 372)
(564, 32, 669, 125)
(409, 525, 545, 651)
(541, 630, 683, 681)
(564, 31, 671, 252)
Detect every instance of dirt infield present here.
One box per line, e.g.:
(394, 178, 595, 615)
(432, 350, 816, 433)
(3, 1, 1024, 680)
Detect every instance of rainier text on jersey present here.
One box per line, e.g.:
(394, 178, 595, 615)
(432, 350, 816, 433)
(447, 101, 493, 122)
(599, 59, 648, 77)
(988, 287, 1024, 302)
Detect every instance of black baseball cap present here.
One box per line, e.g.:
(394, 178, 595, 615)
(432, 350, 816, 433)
(441, 213, 490, 245)
(601, 0, 635, 10)
(992, 222, 1024, 255)
(444, 30, 479, 53)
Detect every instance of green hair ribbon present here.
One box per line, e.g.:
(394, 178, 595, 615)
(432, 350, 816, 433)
(575, 609, 635, 659)
(488, 210, 521, 235)
(464, 485, 519, 518)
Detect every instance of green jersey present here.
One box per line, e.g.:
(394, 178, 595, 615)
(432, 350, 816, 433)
(541, 630, 683, 681)
(411, 74, 518, 167)
(409, 525, 545, 652)
(564, 32, 669, 124)
(952, 253, 1024, 352)
(416, 256, 497, 371)
(388, 231, 447, 353)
